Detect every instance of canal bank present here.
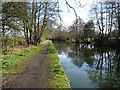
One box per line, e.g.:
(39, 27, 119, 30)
(46, 41, 70, 88)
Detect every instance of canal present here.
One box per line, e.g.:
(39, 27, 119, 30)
(53, 41, 120, 88)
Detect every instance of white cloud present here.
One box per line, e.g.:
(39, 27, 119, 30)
(62, 16, 76, 27)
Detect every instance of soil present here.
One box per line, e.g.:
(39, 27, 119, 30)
(2, 43, 53, 88)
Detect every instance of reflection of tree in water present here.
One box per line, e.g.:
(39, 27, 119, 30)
(53, 41, 120, 88)
(67, 44, 120, 88)
(53, 41, 68, 55)
(88, 48, 120, 88)
(67, 44, 95, 67)
(67, 44, 84, 67)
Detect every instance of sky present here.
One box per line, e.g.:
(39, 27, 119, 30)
(1, 0, 96, 27)
(58, 0, 95, 27)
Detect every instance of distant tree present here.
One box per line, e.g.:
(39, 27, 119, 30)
(69, 17, 85, 43)
(89, 1, 120, 45)
(83, 20, 95, 40)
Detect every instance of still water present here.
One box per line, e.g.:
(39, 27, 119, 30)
(53, 41, 120, 88)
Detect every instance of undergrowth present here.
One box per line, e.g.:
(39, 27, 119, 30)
(1, 42, 47, 69)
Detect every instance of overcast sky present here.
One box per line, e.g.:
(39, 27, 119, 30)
(58, 0, 95, 27)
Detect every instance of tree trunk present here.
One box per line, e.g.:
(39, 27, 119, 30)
(39, 2, 48, 43)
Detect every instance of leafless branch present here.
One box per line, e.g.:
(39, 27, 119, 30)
(64, 0, 78, 18)
(57, 0, 62, 21)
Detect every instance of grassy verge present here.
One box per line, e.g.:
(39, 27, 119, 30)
(46, 41, 70, 88)
(1, 41, 49, 77)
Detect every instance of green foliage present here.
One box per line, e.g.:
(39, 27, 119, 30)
(1, 43, 46, 69)
(108, 37, 116, 40)
(2, 55, 21, 69)
(47, 41, 70, 88)
(2, 49, 11, 55)
(2, 2, 30, 48)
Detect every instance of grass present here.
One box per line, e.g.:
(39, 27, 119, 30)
(2, 44, 45, 69)
(1, 41, 48, 77)
(46, 41, 70, 88)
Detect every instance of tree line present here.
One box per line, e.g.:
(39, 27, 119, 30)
(90, 1, 120, 46)
(52, 1, 120, 47)
(1, 2, 60, 49)
(1, 1, 120, 50)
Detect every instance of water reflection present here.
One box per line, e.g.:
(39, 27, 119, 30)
(53, 41, 120, 88)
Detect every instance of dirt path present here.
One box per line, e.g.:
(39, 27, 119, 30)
(3, 43, 52, 88)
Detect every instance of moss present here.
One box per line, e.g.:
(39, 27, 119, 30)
(47, 41, 70, 88)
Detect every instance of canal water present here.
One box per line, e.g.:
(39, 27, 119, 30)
(53, 41, 120, 88)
